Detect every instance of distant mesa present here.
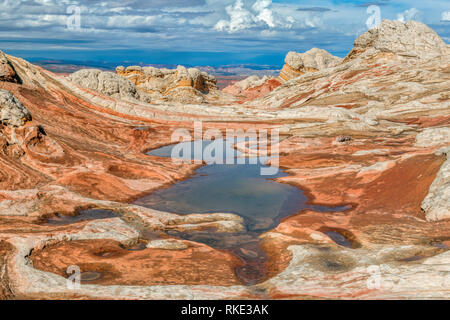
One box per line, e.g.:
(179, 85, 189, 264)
(279, 48, 343, 82)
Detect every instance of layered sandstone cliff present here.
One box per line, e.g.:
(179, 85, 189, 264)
(116, 65, 226, 104)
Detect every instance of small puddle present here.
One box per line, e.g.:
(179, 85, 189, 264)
(80, 271, 103, 282)
(136, 139, 351, 285)
(119, 241, 148, 251)
(399, 255, 426, 262)
(43, 209, 120, 226)
(323, 231, 353, 248)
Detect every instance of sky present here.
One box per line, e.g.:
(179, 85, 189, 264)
(0, 0, 449, 67)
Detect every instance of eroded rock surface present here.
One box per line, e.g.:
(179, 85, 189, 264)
(0, 51, 19, 83)
(0, 90, 32, 127)
(69, 69, 140, 101)
(421, 148, 450, 222)
(0, 19, 449, 300)
(222, 75, 282, 101)
(116, 65, 228, 104)
(348, 20, 448, 60)
(280, 48, 343, 81)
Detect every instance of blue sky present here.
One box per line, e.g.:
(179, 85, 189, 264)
(0, 0, 448, 67)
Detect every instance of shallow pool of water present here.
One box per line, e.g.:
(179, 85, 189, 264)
(44, 209, 120, 226)
(136, 139, 349, 285)
(137, 139, 341, 232)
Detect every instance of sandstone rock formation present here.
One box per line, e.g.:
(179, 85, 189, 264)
(116, 65, 222, 104)
(421, 147, 450, 222)
(222, 75, 282, 101)
(347, 20, 449, 60)
(0, 20, 449, 300)
(279, 48, 343, 81)
(0, 89, 31, 127)
(0, 51, 20, 83)
(415, 128, 450, 221)
(68, 69, 140, 101)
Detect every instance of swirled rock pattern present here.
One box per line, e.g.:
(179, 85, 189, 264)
(222, 75, 282, 101)
(116, 65, 231, 104)
(0, 20, 449, 300)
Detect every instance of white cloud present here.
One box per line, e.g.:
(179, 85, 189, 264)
(214, 0, 255, 32)
(252, 0, 275, 27)
(0, 0, 448, 64)
(397, 8, 419, 23)
(214, 0, 292, 33)
(442, 11, 450, 21)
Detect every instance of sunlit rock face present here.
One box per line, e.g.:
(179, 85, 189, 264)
(116, 65, 220, 104)
(347, 20, 449, 61)
(0, 51, 20, 83)
(68, 69, 140, 101)
(279, 48, 343, 81)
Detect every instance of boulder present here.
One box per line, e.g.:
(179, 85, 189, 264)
(280, 48, 342, 81)
(68, 69, 140, 101)
(347, 20, 448, 60)
(116, 65, 218, 103)
(0, 51, 20, 83)
(0, 89, 32, 127)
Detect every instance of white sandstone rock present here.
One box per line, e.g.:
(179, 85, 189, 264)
(0, 89, 32, 127)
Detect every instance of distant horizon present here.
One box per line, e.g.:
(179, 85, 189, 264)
(7, 49, 352, 69)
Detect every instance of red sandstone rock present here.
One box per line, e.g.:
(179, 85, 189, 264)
(222, 76, 282, 102)
(0, 20, 449, 300)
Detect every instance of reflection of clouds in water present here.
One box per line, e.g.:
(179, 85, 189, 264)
(168, 138, 273, 166)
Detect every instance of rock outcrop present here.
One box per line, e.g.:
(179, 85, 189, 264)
(116, 65, 219, 104)
(0, 20, 449, 300)
(0, 51, 20, 83)
(347, 20, 448, 60)
(421, 148, 450, 222)
(0, 89, 32, 127)
(415, 128, 450, 221)
(279, 48, 343, 81)
(222, 75, 282, 101)
(68, 69, 140, 101)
